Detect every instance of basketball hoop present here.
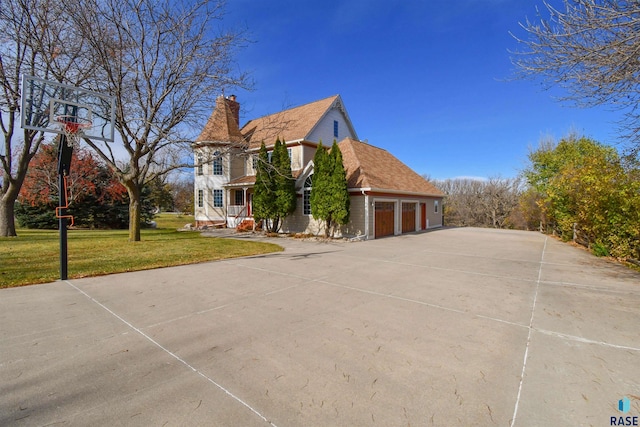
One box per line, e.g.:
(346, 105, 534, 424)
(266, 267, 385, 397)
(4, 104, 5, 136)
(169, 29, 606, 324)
(55, 115, 92, 138)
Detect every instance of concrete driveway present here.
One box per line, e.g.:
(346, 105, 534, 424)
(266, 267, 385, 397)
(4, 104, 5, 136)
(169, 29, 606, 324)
(1, 227, 639, 426)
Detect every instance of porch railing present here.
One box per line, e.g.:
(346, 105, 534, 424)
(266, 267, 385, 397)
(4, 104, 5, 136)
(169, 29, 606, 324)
(227, 205, 248, 217)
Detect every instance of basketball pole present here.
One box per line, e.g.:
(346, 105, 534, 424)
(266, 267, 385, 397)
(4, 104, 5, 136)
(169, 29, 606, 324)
(20, 75, 115, 281)
(57, 134, 73, 281)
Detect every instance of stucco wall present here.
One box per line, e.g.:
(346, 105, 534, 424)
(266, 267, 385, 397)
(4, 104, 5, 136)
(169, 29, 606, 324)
(244, 145, 304, 176)
(280, 196, 322, 235)
(426, 198, 443, 228)
(280, 194, 365, 238)
(229, 151, 246, 180)
(339, 194, 366, 238)
(301, 144, 318, 167)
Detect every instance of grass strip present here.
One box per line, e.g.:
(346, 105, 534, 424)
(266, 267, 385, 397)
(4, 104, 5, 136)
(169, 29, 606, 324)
(1, 219, 282, 288)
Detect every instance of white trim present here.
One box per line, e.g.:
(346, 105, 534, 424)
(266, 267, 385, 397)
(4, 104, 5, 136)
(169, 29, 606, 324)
(225, 181, 255, 188)
(363, 192, 370, 239)
(295, 160, 315, 191)
(245, 139, 304, 152)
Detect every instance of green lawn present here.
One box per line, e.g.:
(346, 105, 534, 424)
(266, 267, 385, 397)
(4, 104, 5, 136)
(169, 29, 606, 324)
(0, 214, 282, 288)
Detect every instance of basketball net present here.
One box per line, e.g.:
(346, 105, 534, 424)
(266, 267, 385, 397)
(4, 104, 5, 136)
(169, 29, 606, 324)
(55, 115, 92, 146)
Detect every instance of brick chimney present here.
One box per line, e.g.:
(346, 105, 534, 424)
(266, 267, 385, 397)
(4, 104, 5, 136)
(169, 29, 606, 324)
(226, 95, 239, 126)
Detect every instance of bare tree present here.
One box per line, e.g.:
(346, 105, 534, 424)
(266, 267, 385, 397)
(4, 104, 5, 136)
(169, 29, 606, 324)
(511, 1, 640, 154)
(72, 0, 250, 241)
(0, 0, 95, 236)
(480, 177, 524, 229)
(434, 177, 523, 229)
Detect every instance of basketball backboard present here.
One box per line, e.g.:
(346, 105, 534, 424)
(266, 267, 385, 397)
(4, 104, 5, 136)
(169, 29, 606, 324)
(20, 75, 115, 142)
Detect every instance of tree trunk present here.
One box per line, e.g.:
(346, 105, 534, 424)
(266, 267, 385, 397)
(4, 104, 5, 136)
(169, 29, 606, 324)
(125, 183, 142, 241)
(0, 178, 22, 237)
(0, 194, 17, 237)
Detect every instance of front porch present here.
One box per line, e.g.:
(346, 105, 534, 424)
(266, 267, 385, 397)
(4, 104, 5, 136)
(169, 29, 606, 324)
(225, 187, 253, 228)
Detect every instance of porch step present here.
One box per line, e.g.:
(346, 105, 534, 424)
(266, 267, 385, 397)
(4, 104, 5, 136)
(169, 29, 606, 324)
(236, 219, 255, 232)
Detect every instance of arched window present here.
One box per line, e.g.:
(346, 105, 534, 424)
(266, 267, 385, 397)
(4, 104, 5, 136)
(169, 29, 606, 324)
(303, 174, 313, 215)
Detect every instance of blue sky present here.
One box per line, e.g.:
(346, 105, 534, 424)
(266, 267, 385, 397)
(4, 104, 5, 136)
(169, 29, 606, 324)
(222, 0, 624, 180)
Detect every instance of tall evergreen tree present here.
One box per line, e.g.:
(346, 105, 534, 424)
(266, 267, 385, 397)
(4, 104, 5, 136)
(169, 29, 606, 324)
(310, 140, 350, 237)
(327, 141, 350, 235)
(310, 141, 332, 235)
(252, 139, 297, 233)
(272, 139, 296, 231)
(252, 142, 275, 230)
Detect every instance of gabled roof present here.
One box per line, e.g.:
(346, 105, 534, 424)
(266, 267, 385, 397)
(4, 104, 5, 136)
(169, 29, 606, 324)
(241, 95, 356, 149)
(338, 138, 444, 197)
(195, 95, 243, 144)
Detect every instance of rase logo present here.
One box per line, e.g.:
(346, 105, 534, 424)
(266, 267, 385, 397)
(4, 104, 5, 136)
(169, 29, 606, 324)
(611, 397, 638, 426)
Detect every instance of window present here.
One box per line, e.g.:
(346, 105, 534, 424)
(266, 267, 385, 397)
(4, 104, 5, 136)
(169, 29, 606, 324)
(213, 189, 223, 208)
(252, 154, 258, 171)
(197, 189, 204, 207)
(213, 157, 222, 175)
(333, 120, 339, 138)
(434, 200, 439, 213)
(234, 190, 244, 206)
(303, 191, 311, 215)
(303, 175, 313, 215)
(196, 154, 203, 176)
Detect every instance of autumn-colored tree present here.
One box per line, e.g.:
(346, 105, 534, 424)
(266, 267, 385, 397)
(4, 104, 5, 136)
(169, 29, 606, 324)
(524, 134, 640, 259)
(15, 142, 140, 229)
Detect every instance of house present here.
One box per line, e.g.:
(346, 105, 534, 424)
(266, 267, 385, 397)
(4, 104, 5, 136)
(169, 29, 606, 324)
(193, 94, 443, 239)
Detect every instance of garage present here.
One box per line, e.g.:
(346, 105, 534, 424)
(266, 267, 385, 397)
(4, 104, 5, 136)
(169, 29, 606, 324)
(374, 202, 395, 238)
(402, 202, 416, 233)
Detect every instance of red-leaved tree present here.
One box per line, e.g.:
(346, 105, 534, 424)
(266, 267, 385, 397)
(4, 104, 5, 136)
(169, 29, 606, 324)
(17, 142, 129, 228)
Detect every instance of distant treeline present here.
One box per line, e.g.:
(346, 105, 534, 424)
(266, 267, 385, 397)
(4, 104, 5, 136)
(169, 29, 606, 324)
(431, 134, 640, 262)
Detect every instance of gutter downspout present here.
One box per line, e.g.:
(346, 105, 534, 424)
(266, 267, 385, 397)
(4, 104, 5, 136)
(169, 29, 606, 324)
(362, 189, 369, 240)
